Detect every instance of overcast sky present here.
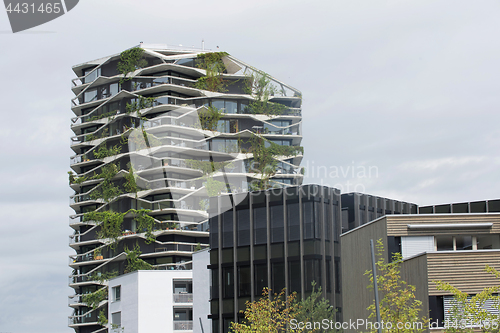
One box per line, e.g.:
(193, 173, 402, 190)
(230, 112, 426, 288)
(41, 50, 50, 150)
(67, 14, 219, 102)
(1, 0, 499, 332)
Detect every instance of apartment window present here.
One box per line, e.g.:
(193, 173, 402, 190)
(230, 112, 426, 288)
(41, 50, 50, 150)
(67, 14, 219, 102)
(84, 89, 97, 103)
(112, 286, 121, 302)
(111, 311, 121, 327)
(476, 235, 500, 250)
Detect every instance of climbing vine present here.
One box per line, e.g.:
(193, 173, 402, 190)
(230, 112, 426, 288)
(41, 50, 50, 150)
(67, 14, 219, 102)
(132, 209, 157, 244)
(126, 96, 156, 114)
(117, 47, 147, 83)
(123, 163, 139, 195)
(88, 163, 122, 203)
(124, 243, 154, 273)
(93, 144, 122, 159)
(197, 106, 223, 131)
(195, 52, 229, 92)
(245, 134, 304, 190)
(204, 177, 227, 197)
(244, 72, 287, 116)
(82, 287, 108, 310)
(84, 210, 125, 247)
(98, 309, 108, 326)
(83, 208, 157, 247)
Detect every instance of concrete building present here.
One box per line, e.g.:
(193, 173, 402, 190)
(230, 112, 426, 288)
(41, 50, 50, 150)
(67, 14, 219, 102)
(208, 185, 342, 333)
(341, 212, 500, 332)
(68, 43, 303, 332)
(107, 270, 193, 333)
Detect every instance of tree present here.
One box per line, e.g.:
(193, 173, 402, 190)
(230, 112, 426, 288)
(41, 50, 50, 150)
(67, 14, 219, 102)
(295, 282, 338, 333)
(364, 239, 428, 332)
(231, 284, 338, 333)
(231, 288, 300, 333)
(434, 265, 500, 333)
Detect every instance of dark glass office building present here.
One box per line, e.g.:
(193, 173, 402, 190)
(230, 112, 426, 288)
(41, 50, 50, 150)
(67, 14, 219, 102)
(341, 192, 418, 232)
(208, 185, 342, 333)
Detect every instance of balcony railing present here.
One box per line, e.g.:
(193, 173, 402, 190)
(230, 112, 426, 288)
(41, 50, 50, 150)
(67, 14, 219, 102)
(68, 310, 98, 326)
(174, 320, 193, 331)
(68, 294, 82, 306)
(155, 243, 208, 253)
(173, 293, 193, 303)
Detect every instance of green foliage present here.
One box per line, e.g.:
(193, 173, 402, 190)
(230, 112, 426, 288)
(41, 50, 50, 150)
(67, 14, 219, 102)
(123, 163, 139, 195)
(126, 128, 161, 150)
(118, 47, 147, 83)
(84, 208, 156, 246)
(86, 133, 98, 141)
(93, 144, 122, 159)
(126, 96, 156, 114)
(84, 210, 125, 247)
(88, 163, 122, 203)
(185, 159, 232, 175)
(197, 106, 224, 131)
(435, 265, 500, 333)
(73, 174, 88, 184)
(295, 282, 337, 333)
(246, 135, 303, 190)
(195, 243, 202, 251)
(88, 270, 118, 285)
(195, 52, 228, 92)
(204, 177, 227, 197)
(364, 239, 428, 333)
(82, 287, 108, 310)
(124, 243, 154, 273)
(231, 287, 300, 333)
(130, 209, 157, 244)
(244, 72, 287, 116)
(98, 309, 108, 326)
(68, 171, 76, 185)
(87, 110, 118, 122)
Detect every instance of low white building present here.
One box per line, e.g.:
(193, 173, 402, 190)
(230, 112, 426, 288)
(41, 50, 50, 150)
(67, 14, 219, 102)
(108, 270, 193, 333)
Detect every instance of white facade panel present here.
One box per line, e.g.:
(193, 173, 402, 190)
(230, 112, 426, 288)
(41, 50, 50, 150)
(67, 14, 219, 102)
(401, 236, 434, 259)
(193, 248, 211, 333)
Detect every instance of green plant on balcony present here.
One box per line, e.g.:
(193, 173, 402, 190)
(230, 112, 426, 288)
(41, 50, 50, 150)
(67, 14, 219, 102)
(131, 209, 157, 244)
(197, 106, 223, 131)
(244, 72, 287, 116)
(85, 133, 98, 141)
(88, 163, 122, 203)
(195, 243, 202, 251)
(93, 144, 122, 159)
(74, 175, 88, 184)
(117, 47, 147, 83)
(125, 127, 161, 151)
(195, 52, 229, 92)
(87, 110, 118, 122)
(68, 171, 76, 185)
(85, 210, 125, 248)
(245, 134, 304, 190)
(82, 287, 108, 310)
(100, 128, 109, 138)
(98, 309, 108, 326)
(125, 96, 156, 114)
(88, 270, 118, 284)
(123, 163, 139, 195)
(124, 242, 154, 273)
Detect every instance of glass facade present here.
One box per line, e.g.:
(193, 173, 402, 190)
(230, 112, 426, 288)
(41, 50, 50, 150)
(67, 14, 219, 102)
(209, 185, 342, 331)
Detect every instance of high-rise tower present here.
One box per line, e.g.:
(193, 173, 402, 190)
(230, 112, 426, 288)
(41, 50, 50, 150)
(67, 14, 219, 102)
(68, 44, 303, 332)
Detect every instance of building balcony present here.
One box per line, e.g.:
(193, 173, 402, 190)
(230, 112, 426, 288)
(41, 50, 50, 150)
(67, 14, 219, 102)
(173, 293, 193, 304)
(173, 320, 193, 331)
